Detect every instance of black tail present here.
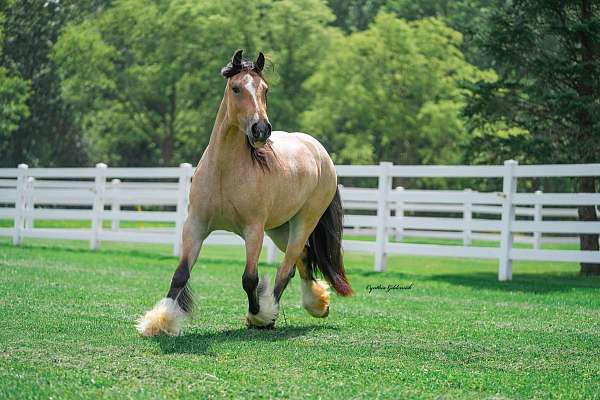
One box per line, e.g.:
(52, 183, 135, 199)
(306, 187, 353, 296)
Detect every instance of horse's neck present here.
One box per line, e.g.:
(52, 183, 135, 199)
(204, 98, 248, 171)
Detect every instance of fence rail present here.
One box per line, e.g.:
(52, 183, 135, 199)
(1, 161, 599, 280)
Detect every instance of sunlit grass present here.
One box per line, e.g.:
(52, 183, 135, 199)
(0, 237, 598, 399)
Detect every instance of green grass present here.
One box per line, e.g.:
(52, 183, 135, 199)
(0, 238, 599, 399)
(0, 218, 174, 230)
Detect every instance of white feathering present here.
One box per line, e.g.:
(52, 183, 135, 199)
(136, 297, 187, 336)
(246, 276, 279, 327)
(301, 279, 330, 318)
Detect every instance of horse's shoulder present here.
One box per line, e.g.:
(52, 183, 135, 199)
(270, 131, 326, 154)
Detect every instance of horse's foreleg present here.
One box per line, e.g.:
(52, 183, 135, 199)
(136, 217, 206, 336)
(244, 225, 278, 329)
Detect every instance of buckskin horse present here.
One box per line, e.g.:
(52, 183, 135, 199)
(136, 50, 352, 336)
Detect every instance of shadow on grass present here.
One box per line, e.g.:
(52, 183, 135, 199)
(155, 325, 337, 355)
(426, 272, 600, 294)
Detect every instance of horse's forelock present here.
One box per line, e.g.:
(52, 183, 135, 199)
(221, 59, 264, 79)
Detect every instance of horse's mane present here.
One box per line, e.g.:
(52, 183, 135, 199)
(221, 58, 264, 79)
(246, 136, 272, 171)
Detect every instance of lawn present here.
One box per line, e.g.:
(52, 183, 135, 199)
(0, 238, 599, 399)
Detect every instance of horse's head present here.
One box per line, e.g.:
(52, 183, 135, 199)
(221, 49, 271, 149)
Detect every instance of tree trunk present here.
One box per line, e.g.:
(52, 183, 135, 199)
(161, 84, 177, 166)
(575, 0, 600, 275)
(578, 177, 600, 275)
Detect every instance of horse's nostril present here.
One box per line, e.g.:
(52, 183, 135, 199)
(251, 123, 260, 139)
(265, 122, 272, 138)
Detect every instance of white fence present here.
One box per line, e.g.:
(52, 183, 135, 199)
(1, 161, 599, 280)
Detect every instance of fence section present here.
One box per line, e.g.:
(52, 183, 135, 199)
(1, 161, 599, 280)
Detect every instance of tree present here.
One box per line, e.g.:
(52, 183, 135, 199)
(53, 0, 337, 165)
(0, 0, 110, 167)
(261, 0, 339, 132)
(325, 0, 500, 68)
(54, 0, 265, 166)
(326, 0, 386, 32)
(465, 0, 600, 274)
(384, 0, 501, 67)
(301, 13, 492, 167)
(0, 13, 30, 139)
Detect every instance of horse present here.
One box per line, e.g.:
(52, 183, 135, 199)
(136, 49, 352, 336)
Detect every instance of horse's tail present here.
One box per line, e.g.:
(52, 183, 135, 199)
(306, 186, 353, 296)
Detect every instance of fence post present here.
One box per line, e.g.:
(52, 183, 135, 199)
(394, 186, 405, 242)
(533, 190, 542, 250)
(463, 188, 472, 246)
(110, 179, 121, 231)
(174, 163, 193, 257)
(13, 164, 28, 245)
(374, 161, 393, 272)
(25, 177, 35, 229)
(499, 160, 518, 281)
(91, 163, 107, 250)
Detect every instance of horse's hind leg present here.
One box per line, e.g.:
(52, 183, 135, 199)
(267, 220, 330, 320)
(296, 254, 330, 318)
(136, 216, 207, 336)
(266, 224, 297, 303)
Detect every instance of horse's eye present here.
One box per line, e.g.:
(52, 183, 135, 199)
(232, 86, 240, 94)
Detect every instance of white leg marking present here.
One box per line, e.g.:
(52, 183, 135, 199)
(246, 276, 279, 327)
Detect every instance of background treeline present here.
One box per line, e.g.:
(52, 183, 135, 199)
(0, 0, 598, 170)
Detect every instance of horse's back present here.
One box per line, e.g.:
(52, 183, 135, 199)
(269, 130, 334, 174)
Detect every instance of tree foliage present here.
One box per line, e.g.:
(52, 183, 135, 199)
(261, 0, 338, 131)
(0, 14, 30, 138)
(52, 0, 336, 166)
(464, 0, 600, 273)
(465, 0, 600, 165)
(301, 13, 493, 165)
(0, 0, 109, 167)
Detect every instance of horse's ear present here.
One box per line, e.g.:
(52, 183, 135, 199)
(255, 52, 265, 73)
(232, 49, 243, 66)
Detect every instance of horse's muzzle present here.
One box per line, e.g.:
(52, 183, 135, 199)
(251, 120, 272, 144)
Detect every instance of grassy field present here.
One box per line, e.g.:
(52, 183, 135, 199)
(0, 238, 599, 399)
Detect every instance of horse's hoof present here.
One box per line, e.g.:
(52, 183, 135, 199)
(247, 321, 275, 330)
(245, 315, 276, 330)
